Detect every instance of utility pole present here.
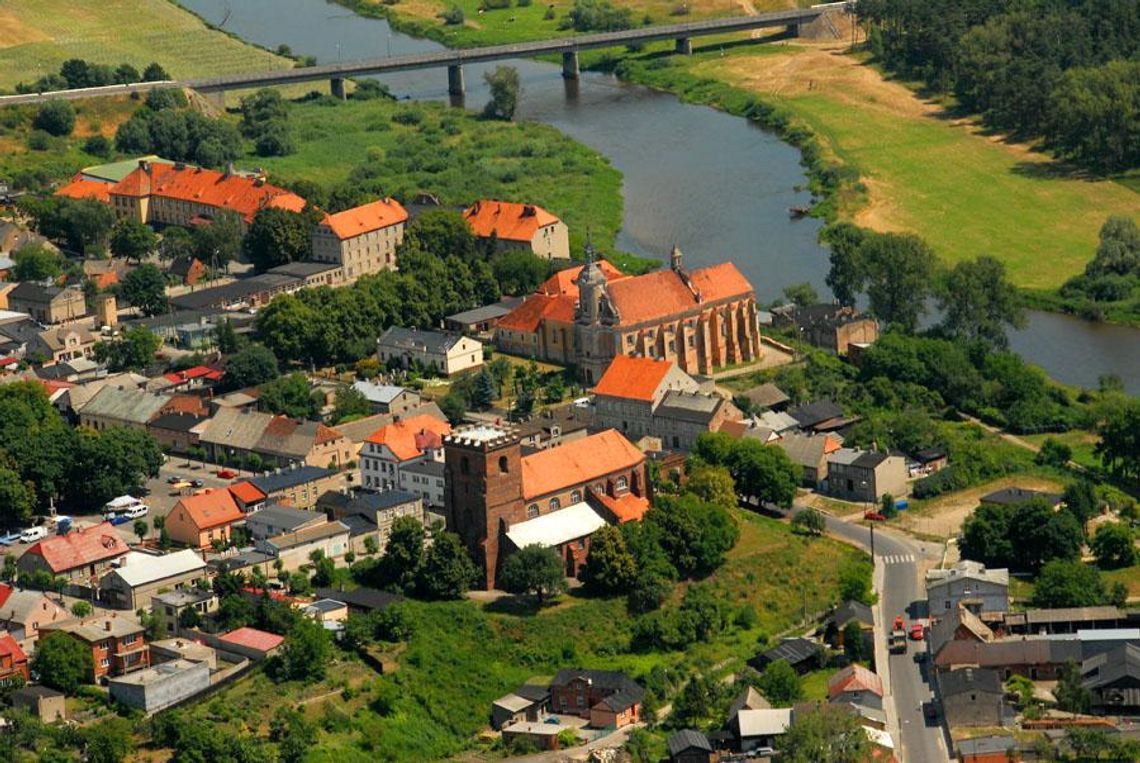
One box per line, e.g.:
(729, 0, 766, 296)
(870, 523, 875, 558)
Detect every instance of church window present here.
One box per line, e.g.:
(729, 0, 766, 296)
(616, 476, 628, 491)
(499, 456, 509, 473)
(571, 490, 582, 502)
(527, 504, 539, 519)
(549, 497, 562, 511)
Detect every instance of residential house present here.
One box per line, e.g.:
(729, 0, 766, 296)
(257, 520, 351, 572)
(18, 522, 128, 584)
(0, 584, 69, 651)
(248, 466, 341, 510)
(166, 489, 244, 550)
(933, 639, 1081, 681)
(311, 198, 408, 281)
(208, 390, 259, 415)
(350, 381, 420, 415)
(7, 283, 86, 324)
(938, 667, 1008, 727)
(109, 658, 210, 713)
(376, 327, 483, 377)
(147, 411, 208, 454)
(776, 432, 844, 487)
(99, 550, 208, 610)
(929, 604, 995, 659)
(980, 487, 1063, 509)
(444, 298, 525, 336)
(198, 407, 273, 465)
(334, 401, 447, 461)
(149, 637, 217, 668)
(254, 416, 353, 469)
(491, 684, 550, 730)
(822, 599, 874, 653)
(667, 729, 716, 763)
(41, 614, 150, 681)
(500, 721, 567, 752)
(317, 489, 426, 553)
(78, 385, 170, 432)
(739, 382, 790, 412)
(772, 303, 879, 356)
(824, 449, 908, 503)
(302, 598, 349, 625)
(827, 664, 884, 711)
(728, 686, 771, 716)
(228, 481, 268, 513)
(926, 560, 1010, 617)
(27, 326, 97, 364)
(168, 256, 206, 286)
(787, 399, 848, 433)
(748, 638, 822, 674)
(463, 199, 570, 260)
(398, 459, 446, 508)
(155, 365, 223, 394)
(549, 669, 644, 728)
(730, 708, 793, 754)
(247, 504, 325, 542)
(217, 626, 284, 661)
(913, 447, 948, 474)
(151, 589, 218, 638)
(0, 632, 29, 683)
(1082, 642, 1140, 715)
(10, 686, 67, 722)
(360, 413, 451, 492)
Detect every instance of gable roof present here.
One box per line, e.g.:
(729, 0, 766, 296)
(364, 414, 451, 461)
(828, 599, 874, 629)
(729, 686, 771, 716)
(247, 504, 322, 533)
(828, 664, 884, 699)
(656, 390, 726, 424)
(520, 429, 644, 501)
(75, 385, 167, 424)
(108, 550, 206, 588)
(265, 520, 350, 551)
(667, 729, 712, 757)
(741, 382, 790, 409)
(174, 489, 243, 531)
(980, 487, 1063, 507)
(199, 406, 274, 450)
(0, 585, 66, 626)
(595, 492, 650, 523)
(0, 633, 28, 664)
(378, 326, 472, 356)
(25, 522, 127, 573)
(754, 637, 821, 667)
(938, 667, 1003, 698)
(315, 586, 401, 612)
(551, 668, 643, 698)
(933, 638, 1080, 669)
(109, 163, 305, 223)
(248, 465, 336, 496)
(55, 175, 112, 203)
(1082, 643, 1140, 690)
(592, 355, 676, 402)
(351, 381, 409, 405)
(256, 416, 345, 459)
(926, 559, 1009, 592)
(463, 199, 561, 242)
(788, 399, 845, 428)
(604, 262, 753, 325)
(228, 481, 267, 506)
(322, 198, 408, 239)
(734, 708, 793, 738)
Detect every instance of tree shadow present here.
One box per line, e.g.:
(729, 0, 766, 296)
(483, 594, 545, 616)
(1009, 160, 1107, 183)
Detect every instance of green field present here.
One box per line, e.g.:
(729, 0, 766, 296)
(0, 0, 290, 90)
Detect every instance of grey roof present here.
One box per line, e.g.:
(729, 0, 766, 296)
(656, 390, 724, 424)
(265, 520, 350, 551)
(8, 282, 78, 305)
(551, 668, 643, 698)
(333, 403, 447, 443)
(734, 708, 793, 738)
(80, 385, 169, 424)
(400, 460, 444, 478)
(728, 686, 771, 717)
(351, 381, 409, 405)
(515, 684, 550, 703)
(777, 432, 834, 468)
(266, 262, 339, 278)
(249, 504, 323, 533)
(149, 412, 207, 432)
(304, 598, 347, 614)
(317, 489, 421, 516)
(315, 586, 401, 611)
(827, 600, 874, 629)
(667, 730, 712, 757)
(596, 687, 644, 712)
(934, 638, 1081, 668)
(957, 737, 1018, 757)
(171, 273, 300, 311)
(199, 407, 273, 450)
(378, 326, 466, 355)
(752, 637, 821, 668)
(11, 685, 64, 700)
(255, 417, 339, 459)
(340, 513, 376, 537)
(151, 588, 215, 608)
(1082, 643, 1140, 690)
(914, 447, 947, 463)
(828, 447, 886, 469)
(980, 487, 1063, 506)
(249, 466, 335, 495)
(926, 560, 1009, 591)
(788, 400, 844, 428)
(938, 667, 1003, 699)
(445, 298, 523, 325)
(741, 383, 790, 409)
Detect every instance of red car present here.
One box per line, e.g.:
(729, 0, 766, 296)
(864, 511, 887, 522)
(893, 615, 905, 631)
(910, 624, 925, 641)
(217, 468, 237, 479)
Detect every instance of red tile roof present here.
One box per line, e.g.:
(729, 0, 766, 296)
(496, 294, 564, 334)
(538, 260, 626, 297)
(0, 633, 26, 664)
(497, 260, 629, 334)
(219, 626, 284, 653)
(828, 664, 883, 699)
(596, 492, 650, 523)
(365, 414, 451, 461)
(55, 175, 112, 203)
(161, 395, 208, 416)
(323, 198, 408, 240)
(163, 365, 219, 385)
(521, 429, 644, 501)
(592, 356, 675, 402)
(175, 489, 243, 531)
(109, 164, 306, 223)
(24, 522, 127, 574)
(463, 200, 561, 242)
(228, 481, 267, 506)
(605, 262, 753, 325)
(0, 583, 12, 609)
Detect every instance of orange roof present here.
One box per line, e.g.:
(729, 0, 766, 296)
(592, 355, 675, 402)
(597, 492, 650, 523)
(521, 429, 644, 501)
(55, 175, 112, 203)
(25, 522, 126, 574)
(161, 395, 208, 416)
(463, 199, 561, 242)
(538, 259, 626, 297)
(365, 414, 451, 461)
(828, 664, 883, 699)
(109, 164, 306, 223)
(219, 626, 284, 653)
(0, 583, 12, 609)
(91, 271, 119, 290)
(322, 198, 408, 240)
(605, 262, 753, 325)
(175, 488, 243, 531)
(0, 633, 26, 664)
(228, 481, 267, 506)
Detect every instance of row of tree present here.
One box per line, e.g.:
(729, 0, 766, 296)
(13, 58, 169, 94)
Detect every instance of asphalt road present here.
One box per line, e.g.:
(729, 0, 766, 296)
(793, 508, 950, 763)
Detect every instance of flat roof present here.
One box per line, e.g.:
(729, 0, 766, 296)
(109, 658, 204, 686)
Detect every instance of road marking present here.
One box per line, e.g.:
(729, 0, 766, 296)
(879, 554, 915, 564)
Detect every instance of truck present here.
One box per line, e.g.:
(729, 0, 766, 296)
(890, 629, 907, 654)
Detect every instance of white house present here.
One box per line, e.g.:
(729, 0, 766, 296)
(359, 413, 451, 492)
(376, 327, 483, 377)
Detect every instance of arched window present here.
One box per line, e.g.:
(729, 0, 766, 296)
(498, 455, 509, 474)
(527, 504, 539, 519)
(549, 497, 561, 511)
(570, 490, 582, 503)
(616, 476, 628, 491)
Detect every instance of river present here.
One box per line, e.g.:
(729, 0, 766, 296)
(180, 0, 1140, 394)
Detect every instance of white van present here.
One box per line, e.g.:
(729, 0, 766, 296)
(103, 495, 145, 520)
(124, 504, 149, 520)
(19, 526, 48, 543)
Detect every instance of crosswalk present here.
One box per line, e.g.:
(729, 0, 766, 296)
(878, 554, 915, 565)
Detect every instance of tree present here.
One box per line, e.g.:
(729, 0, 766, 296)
(493, 250, 550, 295)
(84, 717, 134, 763)
(498, 544, 568, 604)
(937, 256, 1025, 350)
(133, 519, 149, 544)
(1091, 522, 1136, 569)
(404, 209, 479, 261)
(756, 659, 802, 707)
(110, 218, 158, 263)
(415, 531, 478, 600)
(119, 262, 167, 316)
(824, 223, 867, 305)
(726, 439, 800, 508)
(0, 468, 34, 526)
(791, 508, 826, 537)
(1031, 559, 1113, 608)
(142, 62, 170, 81)
(259, 373, 318, 419)
(214, 317, 242, 354)
(332, 385, 372, 423)
(33, 100, 76, 137)
(838, 557, 874, 606)
(10, 244, 62, 281)
(581, 524, 637, 595)
(1096, 398, 1140, 484)
(223, 344, 279, 389)
(1055, 660, 1092, 714)
(471, 369, 498, 410)
(71, 600, 92, 617)
(646, 493, 739, 578)
(93, 326, 161, 372)
(270, 706, 316, 763)
(684, 464, 737, 510)
(782, 282, 819, 307)
(843, 620, 868, 662)
(275, 617, 331, 682)
(692, 431, 736, 467)
(382, 516, 425, 592)
(438, 393, 467, 425)
(1036, 437, 1073, 467)
(243, 207, 314, 271)
(192, 210, 243, 269)
(860, 232, 935, 333)
(33, 631, 93, 693)
(775, 703, 870, 763)
(483, 65, 520, 120)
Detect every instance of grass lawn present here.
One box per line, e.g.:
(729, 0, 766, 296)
(1021, 430, 1101, 471)
(0, 0, 290, 90)
(800, 667, 834, 702)
(1102, 565, 1140, 600)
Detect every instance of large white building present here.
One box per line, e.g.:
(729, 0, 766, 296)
(926, 560, 1009, 616)
(359, 413, 451, 492)
(311, 198, 408, 282)
(376, 327, 483, 377)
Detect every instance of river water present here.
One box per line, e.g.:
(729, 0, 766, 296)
(180, 0, 1140, 394)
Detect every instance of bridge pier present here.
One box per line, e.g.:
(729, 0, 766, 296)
(675, 37, 692, 55)
(447, 64, 465, 96)
(330, 77, 347, 100)
(561, 51, 579, 80)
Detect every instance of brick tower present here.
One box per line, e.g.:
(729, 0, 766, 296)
(443, 425, 524, 589)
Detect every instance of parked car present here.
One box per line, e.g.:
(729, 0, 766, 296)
(110, 514, 134, 526)
(893, 615, 904, 631)
(864, 511, 887, 522)
(166, 475, 183, 484)
(909, 624, 925, 641)
(190, 479, 204, 488)
(0, 531, 22, 545)
(19, 526, 48, 543)
(128, 484, 151, 498)
(217, 469, 237, 479)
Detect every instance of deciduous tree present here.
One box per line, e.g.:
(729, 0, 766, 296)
(581, 524, 637, 595)
(937, 256, 1024, 350)
(757, 659, 802, 707)
(223, 343, 279, 390)
(498, 544, 567, 604)
(415, 531, 478, 600)
(110, 218, 158, 263)
(119, 263, 167, 316)
(775, 703, 869, 763)
(10, 245, 62, 282)
(1091, 522, 1136, 570)
(34, 630, 93, 693)
(482, 65, 520, 121)
(33, 100, 75, 137)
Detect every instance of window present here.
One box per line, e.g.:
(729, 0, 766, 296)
(570, 490, 582, 503)
(549, 497, 561, 511)
(499, 455, 509, 474)
(100, 658, 110, 668)
(527, 504, 539, 519)
(616, 476, 628, 491)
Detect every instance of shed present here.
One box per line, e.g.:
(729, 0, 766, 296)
(10, 685, 66, 722)
(667, 729, 715, 763)
(748, 637, 822, 674)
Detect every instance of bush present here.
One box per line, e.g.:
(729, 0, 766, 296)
(83, 134, 112, 158)
(33, 100, 76, 137)
(1036, 437, 1073, 467)
(440, 6, 464, 24)
(481, 0, 511, 9)
(563, 0, 633, 32)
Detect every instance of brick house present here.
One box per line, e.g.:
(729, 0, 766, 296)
(17, 521, 128, 584)
(359, 413, 451, 492)
(0, 632, 29, 683)
(0, 584, 69, 652)
(771, 303, 879, 356)
(166, 489, 244, 549)
(549, 669, 644, 728)
(42, 614, 150, 681)
(169, 256, 206, 286)
(827, 664, 884, 711)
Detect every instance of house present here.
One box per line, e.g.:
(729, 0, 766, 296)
(166, 489, 244, 550)
(314, 586, 401, 615)
(728, 686, 771, 716)
(317, 489, 426, 553)
(938, 667, 1008, 727)
(926, 560, 1010, 617)
(398, 459, 446, 508)
(444, 298, 525, 336)
(217, 626, 284, 661)
(359, 413, 451, 492)
(109, 658, 209, 713)
(350, 381, 420, 415)
(827, 664, 884, 711)
(376, 327, 483, 377)
(246, 504, 326, 542)
(302, 598, 349, 624)
(491, 684, 550, 730)
(169, 255, 206, 286)
(248, 465, 341, 510)
(748, 638, 822, 674)
(913, 447, 948, 474)
(26, 326, 97, 364)
(933, 638, 1081, 681)
(739, 382, 790, 412)
(500, 720, 568, 752)
(42, 614, 150, 680)
(149, 637, 217, 669)
(446, 426, 650, 588)
(463, 199, 569, 260)
(0, 632, 29, 683)
(78, 385, 170, 431)
(156, 365, 223, 393)
(787, 400, 847, 432)
(147, 411, 208, 453)
(929, 603, 995, 658)
(730, 708, 793, 754)
(513, 405, 595, 451)
(0, 584, 69, 651)
(7, 283, 86, 324)
(957, 736, 1021, 763)
(311, 198, 408, 281)
(10, 685, 66, 722)
(18, 521, 128, 584)
(823, 599, 874, 654)
(549, 669, 644, 728)
(258, 519, 351, 572)
(99, 550, 208, 610)
(198, 407, 272, 463)
(824, 449, 908, 503)
(151, 589, 218, 638)
(496, 249, 763, 382)
(667, 729, 716, 763)
(254, 416, 353, 469)
(998, 606, 1127, 636)
(979, 487, 1063, 508)
(776, 432, 844, 487)
(335, 402, 447, 459)
(772, 303, 879, 356)
(228, 481, 268, 513)
(170, 272, 304, 312)
(1082, 642, 1140, 715)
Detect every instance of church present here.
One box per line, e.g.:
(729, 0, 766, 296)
(495, 247, 763, 381)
